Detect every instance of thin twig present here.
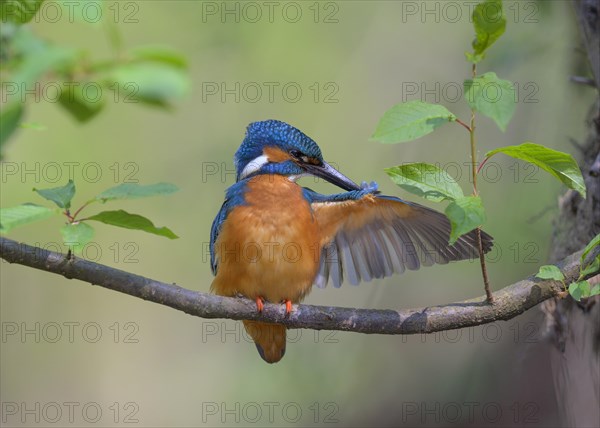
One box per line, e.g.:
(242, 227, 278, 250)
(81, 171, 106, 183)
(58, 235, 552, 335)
(469, 62, 494, 303)
(569, 75, 596, 87)
(70, 200, 94, 221)
(476, 156, 490, 175)
(455, 118, 472, 132)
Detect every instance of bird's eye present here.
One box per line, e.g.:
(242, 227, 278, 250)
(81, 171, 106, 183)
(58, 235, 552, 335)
(290, 149, 315, 165)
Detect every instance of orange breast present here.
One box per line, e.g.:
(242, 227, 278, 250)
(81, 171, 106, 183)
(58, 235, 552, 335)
(211, 175, 321, 304)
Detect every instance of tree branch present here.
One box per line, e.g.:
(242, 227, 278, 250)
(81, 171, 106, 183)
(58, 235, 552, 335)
(0, 236, 594, 335)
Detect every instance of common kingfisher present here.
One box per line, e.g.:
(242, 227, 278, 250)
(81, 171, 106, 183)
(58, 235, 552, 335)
(210, 120, 493, 363)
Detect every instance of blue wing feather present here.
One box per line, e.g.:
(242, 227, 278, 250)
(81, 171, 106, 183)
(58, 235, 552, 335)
(209, 180, 249, 275)
(210, 203, 229, 275)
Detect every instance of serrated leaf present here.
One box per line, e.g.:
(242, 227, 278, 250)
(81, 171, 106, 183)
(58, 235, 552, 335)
(1, 0, 45, 24)
(591, 284, 600, 297)
(106, 62, 190, 107)
(131, 45, 187, 69)
(87, 210, 178, 239)
(95, 182, 179, 202)
(486, 143, 586, 198)
(445, 195, 486, 244)
(581, 233, 600, 264)
(384, 163, 464, 202)
(467, 0, 506, 63)
(60, 222, 94, 253)
(371, 101, 456, 143)
(0, 203, 55, 233)
(535, 265, 564, 281)
(464, 72, 515, 131)
(0, 101, 24, 149)
(58, 82, 105, 123)
(569, 280, 591, 301)
(34, 180, 76, 209)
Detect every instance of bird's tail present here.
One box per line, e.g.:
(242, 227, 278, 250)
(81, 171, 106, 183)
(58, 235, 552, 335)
(243, 320, 286, 363)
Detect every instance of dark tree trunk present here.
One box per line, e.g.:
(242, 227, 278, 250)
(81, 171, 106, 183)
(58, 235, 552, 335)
(542, 1, 600, 426)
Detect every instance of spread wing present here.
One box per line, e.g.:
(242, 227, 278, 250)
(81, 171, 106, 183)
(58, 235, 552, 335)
(311, 195, 493, 288)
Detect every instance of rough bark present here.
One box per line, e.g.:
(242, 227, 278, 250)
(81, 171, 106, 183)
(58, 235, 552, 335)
(540, 1, 600, 426)
(1, 237, 595, 335)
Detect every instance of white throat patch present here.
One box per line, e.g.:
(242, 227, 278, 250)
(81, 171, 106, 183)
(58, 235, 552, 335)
(239, 155, 269, 180)
(288, 173, 308, 182)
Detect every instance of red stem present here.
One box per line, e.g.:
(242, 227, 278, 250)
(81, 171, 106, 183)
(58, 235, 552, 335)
(476, 156, 490, 175)
(70, 201, 93, 222)
(455, 118, 472, 132)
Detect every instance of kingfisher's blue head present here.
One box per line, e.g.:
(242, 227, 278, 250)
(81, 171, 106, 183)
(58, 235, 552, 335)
(234, 120, 360, 190)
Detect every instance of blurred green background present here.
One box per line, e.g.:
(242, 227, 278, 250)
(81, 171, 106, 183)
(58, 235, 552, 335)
(1, 1, 596, 426)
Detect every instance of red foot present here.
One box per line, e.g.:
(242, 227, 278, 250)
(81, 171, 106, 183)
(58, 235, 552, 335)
(255, 296, 265, 312)
(283, 299, 293, 315)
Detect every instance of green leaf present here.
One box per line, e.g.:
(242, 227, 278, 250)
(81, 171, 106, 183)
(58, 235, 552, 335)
(591, 283, 600, 297)
(95, 182, 179, 202)
(579, 281, 591, 299)
(384, 163, 464, 202)
(9, 23, 45, 53)
(535, 265, 564, 281)
(87, 210, 178, 239)
(568, 282, 583, 301)
(106, 62, 190, 107)
(3, 35, 76, 117)
(581, 233, 600, 264)
(60, 222, 94, 253)
(1, 0, 45, 24)
(33, 180, 76, 209)
(467, 0, 506, 63)
(371, 101, 456, 143)
(0, 203, 55, 233)
(464, 72, 515, 131)
(580, 256, 599, 278)
(486, 143, 586, 198)
(445, 196, 486, 244)
(569, 280, 591, 301)
(0, 102, 24, 149)
(131, 45, 188, 69)
(58, 82, 105, 123)
(19, 122, 46, 131)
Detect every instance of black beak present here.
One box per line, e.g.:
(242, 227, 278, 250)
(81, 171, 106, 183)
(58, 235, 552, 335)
(304, 161, 361, 191)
